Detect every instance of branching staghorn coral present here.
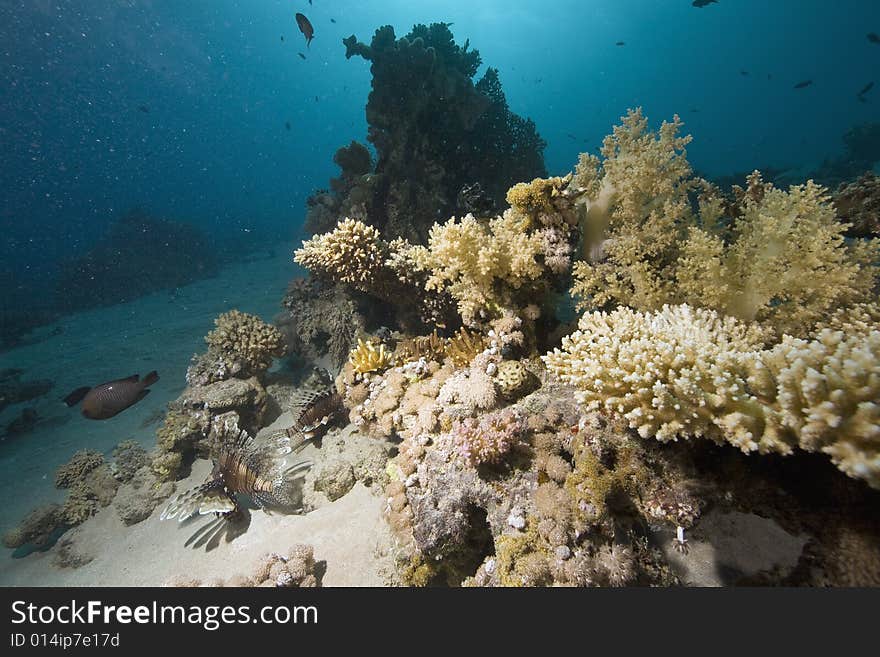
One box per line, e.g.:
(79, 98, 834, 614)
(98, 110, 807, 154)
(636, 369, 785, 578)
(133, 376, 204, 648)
(294, 218, 389, 289)
(294, 219, 456, 330)
(571, 109, 878, 338)
(543, 304, 880, 488)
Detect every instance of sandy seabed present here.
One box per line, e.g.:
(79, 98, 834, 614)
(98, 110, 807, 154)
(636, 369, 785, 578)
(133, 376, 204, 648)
(0, 244, 396, 586)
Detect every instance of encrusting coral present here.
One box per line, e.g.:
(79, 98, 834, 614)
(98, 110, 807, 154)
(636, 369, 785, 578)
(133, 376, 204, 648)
(54, 450, 104, 488)
(2, 504, 64, 549)
(543, 304, 880, 488)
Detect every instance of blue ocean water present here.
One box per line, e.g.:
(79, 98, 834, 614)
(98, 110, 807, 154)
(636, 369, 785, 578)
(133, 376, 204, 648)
(0, 0, 878, 583)
(3, 0, 878, 302)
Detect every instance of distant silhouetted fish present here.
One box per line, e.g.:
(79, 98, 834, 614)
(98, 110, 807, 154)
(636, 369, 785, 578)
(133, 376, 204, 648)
(868, 33, 880, 44)
(298, 52, 306, 60)
(794, 80, 813, 89)
(137, 104, 150, 113)
(285, 121, 291, 130)
(692, 0, 717, 7)
(615, 41, 625, 46)
(740, 70, 749, 76)
(331, 18, 336, 24)
(281, 35, 284, 41)
(64, 372, 158, 420)
(858, 81, 874, 97)
(295, 12, 314, 48)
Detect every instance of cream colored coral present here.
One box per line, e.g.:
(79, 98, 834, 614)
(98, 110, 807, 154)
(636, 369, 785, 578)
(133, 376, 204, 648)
(572, 108, 695, 310)
(408, 211, 546, 325)
(543, 304, 880, 488)
(675, 180, 879, 337)
(294, 218, 386, 287)
(206, 309, 285, 373)
(570, 110, 878, 338)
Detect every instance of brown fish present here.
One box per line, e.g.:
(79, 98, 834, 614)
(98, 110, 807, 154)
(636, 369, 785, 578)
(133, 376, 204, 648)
(295, 12, 314, 48)
(63, 371, 158, 419)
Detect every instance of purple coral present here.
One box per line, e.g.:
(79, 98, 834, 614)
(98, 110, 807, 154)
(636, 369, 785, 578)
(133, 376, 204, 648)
(452, 408, 524, 467)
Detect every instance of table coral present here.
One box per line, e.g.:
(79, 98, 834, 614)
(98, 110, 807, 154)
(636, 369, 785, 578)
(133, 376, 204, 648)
(544, 304, 880, 488)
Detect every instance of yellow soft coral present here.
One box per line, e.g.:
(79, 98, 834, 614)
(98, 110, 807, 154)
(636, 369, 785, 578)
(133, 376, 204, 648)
(506, 176, 569, 216)
(543, 304, 880, 488)
(571, 110, 879, 338)
(408, 210, 545, 325)
(676, 179, 879, 337)
(571, 108, 697, 311)
(348, 338, 391, 374)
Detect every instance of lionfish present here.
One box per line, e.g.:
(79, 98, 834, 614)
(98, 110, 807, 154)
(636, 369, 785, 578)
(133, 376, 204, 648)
(161, 429, 312, 523)
(267, 387, 342, 454)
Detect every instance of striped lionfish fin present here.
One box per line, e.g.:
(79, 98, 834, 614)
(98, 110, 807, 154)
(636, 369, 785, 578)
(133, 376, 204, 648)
(160, 482, 223, 522)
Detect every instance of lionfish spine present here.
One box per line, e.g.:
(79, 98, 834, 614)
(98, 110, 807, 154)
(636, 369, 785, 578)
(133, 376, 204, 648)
(292, 390, 341, 433)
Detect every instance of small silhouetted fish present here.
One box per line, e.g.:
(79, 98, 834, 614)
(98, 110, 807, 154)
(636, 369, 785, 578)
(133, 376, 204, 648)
(331, 18, 336, 24)
(137, 104, 150, 113)
(767, 73, 772, 80)
(615, 41, 625, 46)
(281, 35, 284, 41)
(693, 0, 717, 7)
(285, 121, 291, 130)
(858, 81, 874, 97)
(295, 12, 314, 48)
(794, 79, 813, 89)
(298, 52, 306, 60)
(315, 95, 319, 102)
(567, 133, 577, 140)
(64, 372, 159, 420)
(868, 33, 880, 44)
(740, 70, 749, 76)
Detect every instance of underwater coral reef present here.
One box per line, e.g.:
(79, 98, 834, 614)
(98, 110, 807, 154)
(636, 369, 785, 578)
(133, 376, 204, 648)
(6, 16, 878, 588)
(290, 105, 879, 586)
